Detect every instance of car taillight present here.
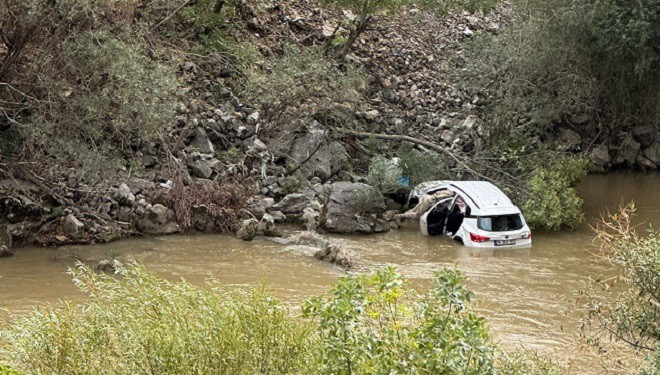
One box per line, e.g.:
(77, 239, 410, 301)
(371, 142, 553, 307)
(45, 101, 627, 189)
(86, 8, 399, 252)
(521, 232, 532, 239)
(469, 232, 490, 243)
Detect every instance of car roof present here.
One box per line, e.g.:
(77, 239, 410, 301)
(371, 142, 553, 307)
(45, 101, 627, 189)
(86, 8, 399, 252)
(447, 181, 519, 215)
(412, 180, 521, 216)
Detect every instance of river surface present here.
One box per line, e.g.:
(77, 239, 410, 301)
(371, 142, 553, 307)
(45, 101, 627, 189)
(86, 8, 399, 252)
(1, 172, 658, 373)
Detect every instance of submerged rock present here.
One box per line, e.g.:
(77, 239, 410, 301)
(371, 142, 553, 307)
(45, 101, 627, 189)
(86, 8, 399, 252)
(0, 224, 12, 248)
(236, 218, 258, 241)
(97, 259, 123, 273)
(0, 245, 13, 258)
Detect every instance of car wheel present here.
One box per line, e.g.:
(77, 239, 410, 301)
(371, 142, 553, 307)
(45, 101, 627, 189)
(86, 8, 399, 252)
(453, 236, 464, 245)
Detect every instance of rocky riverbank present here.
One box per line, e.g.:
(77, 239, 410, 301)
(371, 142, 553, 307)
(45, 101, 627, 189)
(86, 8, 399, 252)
(0, 0, 656, 265)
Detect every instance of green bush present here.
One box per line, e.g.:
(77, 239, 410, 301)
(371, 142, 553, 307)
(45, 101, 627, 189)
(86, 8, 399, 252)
(398, 145, 449, 188)
(0, 261, 315, 375)
(366, 155, 402, 193)
(521, 155, 588, 230)
(0, 262, 562, 374)
(303, 266, 495, 374)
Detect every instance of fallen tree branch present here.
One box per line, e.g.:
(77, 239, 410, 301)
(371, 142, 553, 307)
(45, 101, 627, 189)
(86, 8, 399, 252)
(337, 129, 527, 193)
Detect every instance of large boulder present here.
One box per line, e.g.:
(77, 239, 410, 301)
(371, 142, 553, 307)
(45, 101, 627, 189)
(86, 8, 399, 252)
(288, 124, 349, 183)
(321, 182, 387, 234)
(588, 144, 611, 172)
(272, 193, 310, 214)
(191, 205, 217, 232)
(642, 142, 659, 167)
(136, 204, 181, 235)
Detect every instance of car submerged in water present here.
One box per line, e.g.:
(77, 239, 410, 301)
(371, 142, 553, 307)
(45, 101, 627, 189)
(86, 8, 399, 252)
(407, 181, 532, 248)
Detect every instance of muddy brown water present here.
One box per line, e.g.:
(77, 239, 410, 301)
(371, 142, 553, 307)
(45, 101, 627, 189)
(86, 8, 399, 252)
(1, 172, 658, 372)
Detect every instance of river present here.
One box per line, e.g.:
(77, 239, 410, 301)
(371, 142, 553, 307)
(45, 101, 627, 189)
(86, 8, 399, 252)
(1, 172, 658, 373)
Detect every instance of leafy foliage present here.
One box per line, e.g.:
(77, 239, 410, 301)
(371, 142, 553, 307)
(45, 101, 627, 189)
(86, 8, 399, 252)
(583, 203, 659, 367)
(0, 261, 316, 375)
(366, 155, 403, 193)
(0, 262, 560, 375)
(464, 0, 660, 132)
(520, 154, 588, 230)
(303, 266, 495, 374)
(397, 145, 449, 188)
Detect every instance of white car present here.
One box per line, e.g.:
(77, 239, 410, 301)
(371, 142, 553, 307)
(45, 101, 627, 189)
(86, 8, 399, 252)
(408, 181, 532, 248)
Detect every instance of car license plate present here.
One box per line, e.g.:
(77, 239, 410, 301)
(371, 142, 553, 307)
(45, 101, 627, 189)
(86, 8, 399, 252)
(494, 240, 516, 246)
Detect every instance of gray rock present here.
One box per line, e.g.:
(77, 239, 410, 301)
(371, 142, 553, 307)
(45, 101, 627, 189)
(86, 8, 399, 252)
(322, 182, 387, 234)
(314, 242, 352, 268)
(189, 160, 213, 179)
(302, 207, 319, 231)
(273, 194, 310, 214)
(188, 127, 215, 154)
(97, 259, 123, 273)
(114, 183, 135, 206)
(143, 155, 159, 168)
(236, 218, 258, 241)
(247, 111, 260, 125)
(556, 127, 582, 150)
(260, 197, 275, 210)
(62, 214, 85, 237)
(257, 213, 280, 237)
(0, 245, 13, 258)
(642, 142, 659, 166)
(0, 224, 12, 248)
(441, 130, 455, 144)
(191, 205, 217, 232)
(614, 133, 641, 166)
(286, 124, 349, 183)
(136, 204, 181, 235)
(270, 211, 286, 223)
(633, 125, 658, 148)
(636, 155, 657, 171)
(589, 144, 611, 171)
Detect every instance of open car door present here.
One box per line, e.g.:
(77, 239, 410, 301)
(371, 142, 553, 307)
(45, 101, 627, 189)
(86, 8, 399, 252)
(420, 197, 453, 236)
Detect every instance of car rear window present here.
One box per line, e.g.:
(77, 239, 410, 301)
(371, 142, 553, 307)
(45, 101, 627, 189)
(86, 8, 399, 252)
(477, 215, 523, 232)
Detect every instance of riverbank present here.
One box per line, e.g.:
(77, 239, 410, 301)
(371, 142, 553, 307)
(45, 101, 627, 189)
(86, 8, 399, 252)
(1, 172, 657, 373)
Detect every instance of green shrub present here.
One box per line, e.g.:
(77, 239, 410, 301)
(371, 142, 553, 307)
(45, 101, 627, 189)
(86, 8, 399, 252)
(303, 266, 496, 374)
(520, 155, 588, 230)
(0, 261, 315, 375)
(1, 262, 562, 375)
(0, 366, 23, 375)
(366, 155, 402, 194)
(398, 145, 449, 188)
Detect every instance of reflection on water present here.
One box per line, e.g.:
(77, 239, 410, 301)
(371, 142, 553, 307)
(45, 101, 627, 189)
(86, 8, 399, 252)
(0, 172, 657, 373)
